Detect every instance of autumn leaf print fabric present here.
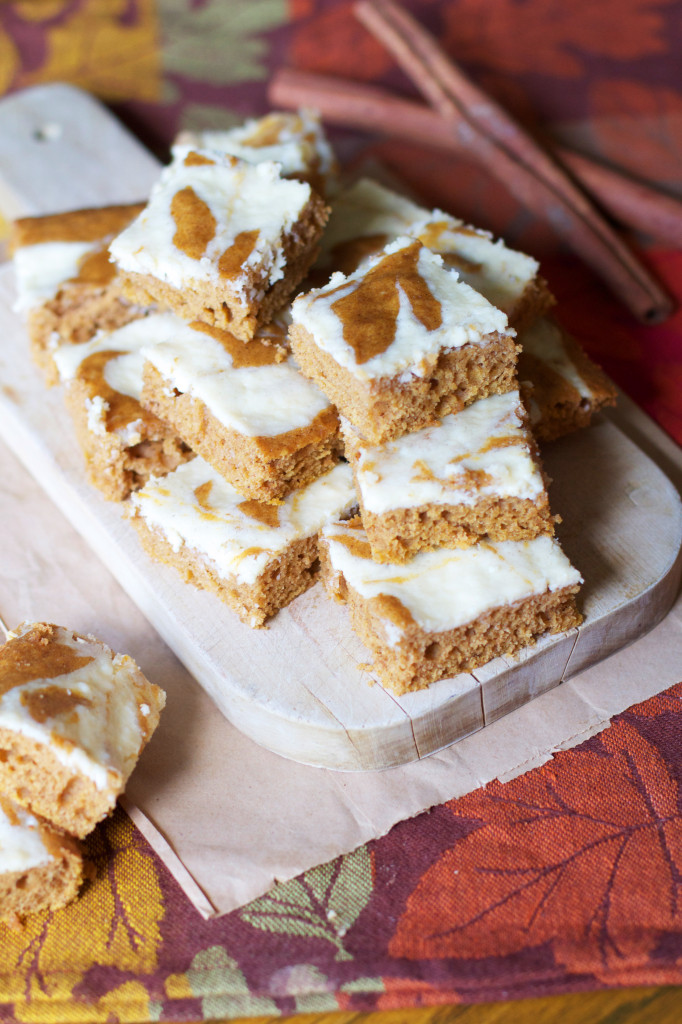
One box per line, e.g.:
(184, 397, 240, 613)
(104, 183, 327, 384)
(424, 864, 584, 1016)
(1, 685, 681, 1021)
(1, 2, 682, 1019)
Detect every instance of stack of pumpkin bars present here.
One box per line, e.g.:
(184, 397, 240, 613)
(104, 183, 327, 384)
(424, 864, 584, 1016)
(11, 110, 617, 697)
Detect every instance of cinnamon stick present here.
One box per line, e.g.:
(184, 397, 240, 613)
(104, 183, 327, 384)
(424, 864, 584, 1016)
(343, 0, 674, 323)
(269, 68, 682, 249)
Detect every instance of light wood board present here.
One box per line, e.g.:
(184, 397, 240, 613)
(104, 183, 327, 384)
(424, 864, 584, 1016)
(0, 84, 680, 772)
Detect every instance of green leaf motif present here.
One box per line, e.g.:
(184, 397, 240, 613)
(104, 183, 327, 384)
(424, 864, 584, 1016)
(185, 945, 278, 1019)
(158, 0, 288, 85)
(240, 846, 374, 961)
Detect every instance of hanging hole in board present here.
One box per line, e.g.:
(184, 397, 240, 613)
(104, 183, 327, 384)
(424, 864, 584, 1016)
(33, 122, 62, 143)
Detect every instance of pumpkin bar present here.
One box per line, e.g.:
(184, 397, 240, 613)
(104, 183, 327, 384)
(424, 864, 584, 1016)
(53, 312, 193, 501)
(314, 178, 553, 329)
(11, 203, 146, 384)
(518, 318, 618, 442)
(290, 237, 519, 444)
(175, 108, 338, 198)
(0, 622, 165, 838)
(343, 390, 555, 564)
(141, 314, 342, 503)
(320, 518, 582, 694)
(128, 459, 357, 628)
(109, 147, 329, 341)
(0, 798, 83, 920)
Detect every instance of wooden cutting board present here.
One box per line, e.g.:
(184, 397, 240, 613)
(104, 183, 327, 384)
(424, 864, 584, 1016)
(1, 84, 680, 771)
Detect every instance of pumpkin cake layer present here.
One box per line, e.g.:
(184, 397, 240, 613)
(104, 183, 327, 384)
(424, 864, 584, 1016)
(109, 148, 329, 340)
(518, 318, 618, 442)
(320, 518, 582, 695)
(290, 237, 519, 444)
(175, 108, 338, 198)
(128, 459, 357, 628)
(141, 315, 342, 503)
(11, 203, 147, 383)
(343, 390, 555, 564)
(0, 623, 165, 838)
(0, 797, 83, 920)
(313, 178, 553, 329)
(53, 312, 193, 501)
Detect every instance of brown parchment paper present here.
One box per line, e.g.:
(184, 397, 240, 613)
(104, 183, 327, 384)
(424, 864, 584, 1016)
(0, 396, 680, 919)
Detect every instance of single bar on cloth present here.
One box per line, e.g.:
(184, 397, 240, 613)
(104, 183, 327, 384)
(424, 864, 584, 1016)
(290, 237, 519, 445)
(53, 312, 193, 501)
(315, 178, 553, 329)
(342, 389, 555, 564)
(109, 147, 329, 340)
(175, 108, 339, 198)
(320, 517, 582, 694)
(11, 203, 147, 383)
(517, 318, 618, 442)
(0, 623, 165, 838)
(128, 459, 357, 628)
(0, 797, 83, 921)
(140, 314, 342, 504)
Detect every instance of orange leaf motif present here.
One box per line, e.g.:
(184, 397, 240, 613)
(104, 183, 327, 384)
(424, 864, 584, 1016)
(390, 720, 682, 984)
(443, 0, 669, 77)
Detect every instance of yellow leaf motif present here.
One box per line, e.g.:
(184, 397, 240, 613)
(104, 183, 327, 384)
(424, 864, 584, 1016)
(0, 810, 164, 1021)
(17, 0, 162, 103)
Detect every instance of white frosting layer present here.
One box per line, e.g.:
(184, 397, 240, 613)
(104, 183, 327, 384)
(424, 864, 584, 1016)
(109, 149, 314, 301)
(0, 625, 155, 793)
(323, 522, 581, 636)
(174, 109, 336, 182)
(130, 459, 356, 587)
(0, 801, 53, 874)
(54, 311, 182, 406)
(318, 179, 538, 313)
(12, 241, 93, 311)
(292, 237, 512, 382)
(144, 321, 331, 438)
(520, 318, 594, 399)
(345, 391, 544, 515)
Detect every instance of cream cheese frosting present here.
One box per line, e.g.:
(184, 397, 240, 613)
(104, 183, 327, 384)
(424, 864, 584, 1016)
(322, 520, 582, 637)
(174, 109, 336, 184)
(0, 799, 53, 874)
(0, 624, 159, 794)
(130, 459, 357, 588)
(13, 241, 95, 311)
(54, 313, 180, 401)
(109, 148, 315, 302)
(344, 390, 544, 515)
(143, 317, 332, 439)
(519, 317, 595, 400)
(317, 178, 539, 313)
(292, 237, 513, 383)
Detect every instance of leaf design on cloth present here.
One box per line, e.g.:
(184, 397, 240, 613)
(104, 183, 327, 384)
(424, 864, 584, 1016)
(240, 846, 373, 960)
(0, 811, 164, 1015)
(159, 0, 287, 84)
(177, 946, 278, 1019)
(628, 681, 682, 717)
(289, 1, 392, 79)
(442, 0, 669, 76)
(390, 721, 682, 983)
(14, 0, 161, 102)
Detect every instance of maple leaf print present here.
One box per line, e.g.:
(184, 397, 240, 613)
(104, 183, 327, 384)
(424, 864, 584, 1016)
(390, 720, 682, 983)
